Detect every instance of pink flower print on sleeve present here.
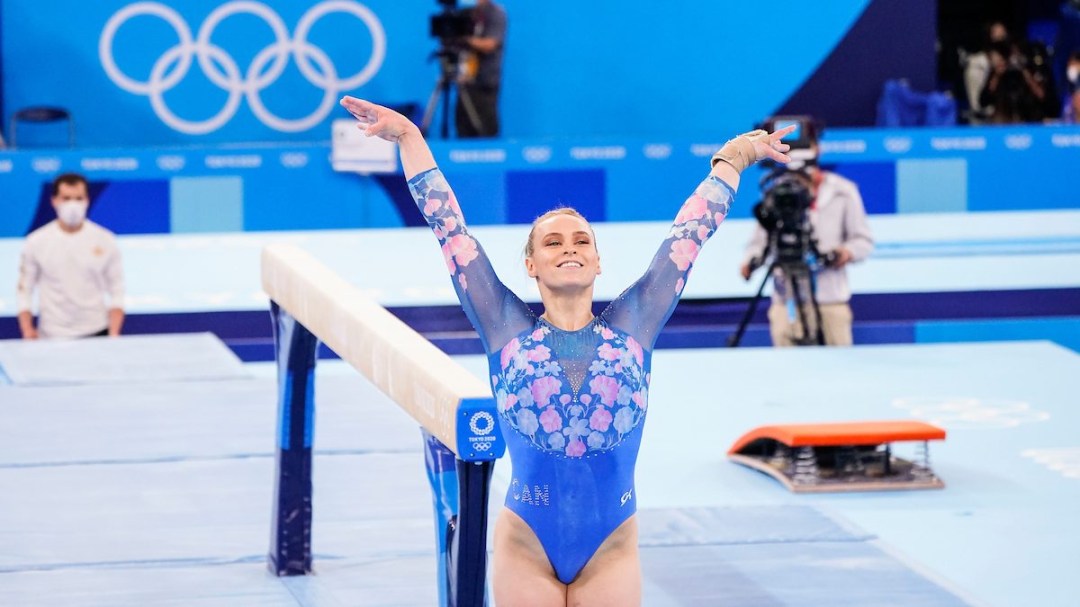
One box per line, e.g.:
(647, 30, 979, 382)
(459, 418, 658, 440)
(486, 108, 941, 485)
(447, 234, 479, 267)
(447, 190, 463, 218)
(531, 328, 546, 341)
(589, 406, 613, 431)
(539, 406, 563, 433)
(674, 277, 684, 295)
(501, 339, 521, 369)
(443, 217, 458, 232)
(624, 336, 644, 367)
(423, 197, 443, 216)
(697, 225, 712, 241)
(589, 375, 619, 406)
(600, 326, 615, 340)
(441, 243, 457, 274)
(458, 273, 468, 290)
(673, 194, 710, 224)
(669, 238, 700, 272)
(526, 345, 552, 362)
(531, 376, 563, 407)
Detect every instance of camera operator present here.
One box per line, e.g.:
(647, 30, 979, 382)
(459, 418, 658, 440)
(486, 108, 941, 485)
(739, 121, 873, 347)
(455, 0, 506, 138)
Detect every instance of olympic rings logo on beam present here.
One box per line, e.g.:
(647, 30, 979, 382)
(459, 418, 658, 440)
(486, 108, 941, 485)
(99, 1, 386, 134)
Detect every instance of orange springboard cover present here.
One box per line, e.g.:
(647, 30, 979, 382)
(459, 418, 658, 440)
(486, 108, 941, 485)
(728, 420, 946, 454)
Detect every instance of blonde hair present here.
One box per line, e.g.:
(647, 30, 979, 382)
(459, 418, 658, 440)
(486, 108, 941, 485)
(524, 207, 596, 257)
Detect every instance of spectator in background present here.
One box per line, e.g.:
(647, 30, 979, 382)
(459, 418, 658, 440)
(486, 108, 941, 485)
(16, 173, 125, 339)
(979, 41, 1047, 123)
(963, 21, 1011, 123)
(1027, 40, 1060, 121)
(1064, 89, 1080, 123)
(455, 0, 506, 138)
(1063, 50, 1080, 116)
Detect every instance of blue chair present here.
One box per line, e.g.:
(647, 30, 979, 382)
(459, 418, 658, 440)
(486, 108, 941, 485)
(9, 106, 75, 148)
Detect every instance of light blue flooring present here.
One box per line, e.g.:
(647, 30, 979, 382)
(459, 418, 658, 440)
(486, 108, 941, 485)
(1, 335, 1076, 605)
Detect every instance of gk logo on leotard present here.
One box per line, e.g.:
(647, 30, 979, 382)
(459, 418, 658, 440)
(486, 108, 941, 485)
(620, 489, 633, 506)
(99, 1, 386, 134)
(511, 479, 550, 506)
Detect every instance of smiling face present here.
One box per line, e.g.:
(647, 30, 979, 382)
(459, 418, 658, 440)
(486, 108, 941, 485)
(524, 211, 601, 293)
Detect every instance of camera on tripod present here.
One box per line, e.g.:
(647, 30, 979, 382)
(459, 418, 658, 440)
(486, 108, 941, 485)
(747, 115, 835, 273)
(752, 168, 823, 269)
(422, 0, 484, 138)
(729, 115, 831, 348)
(430, 0, 473, 44)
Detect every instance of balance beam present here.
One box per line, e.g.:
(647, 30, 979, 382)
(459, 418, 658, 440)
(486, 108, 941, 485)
(261, 242, 502, 607)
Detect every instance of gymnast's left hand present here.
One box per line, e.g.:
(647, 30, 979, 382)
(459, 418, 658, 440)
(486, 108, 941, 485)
(753, 124, 796, 165)
(339, 96, 419, 142)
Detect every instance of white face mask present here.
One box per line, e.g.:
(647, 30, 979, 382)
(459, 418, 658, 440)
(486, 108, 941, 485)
(56, 200, 88, 228)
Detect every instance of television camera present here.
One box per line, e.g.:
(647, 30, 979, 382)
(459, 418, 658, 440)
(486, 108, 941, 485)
(728, 115, 839, 347)
(422, 0, 483, 137)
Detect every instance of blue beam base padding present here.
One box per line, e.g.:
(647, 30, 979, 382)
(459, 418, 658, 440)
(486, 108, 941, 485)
(451, 458, 494, 607)
(423, 429, 495, 607)
(424, 430, 458, 607)
(268, 302, 319, 576)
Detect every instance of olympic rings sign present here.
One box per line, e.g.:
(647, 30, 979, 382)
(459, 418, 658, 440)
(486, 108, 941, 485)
(99, 1, 386, 134)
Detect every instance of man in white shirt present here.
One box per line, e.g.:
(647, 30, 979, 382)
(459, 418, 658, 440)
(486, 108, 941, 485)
(17, 173, 125, 339)
(740, 132, 873, 347)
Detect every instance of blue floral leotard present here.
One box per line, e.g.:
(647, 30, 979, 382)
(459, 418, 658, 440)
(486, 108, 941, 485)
(408, 167, 735, 584)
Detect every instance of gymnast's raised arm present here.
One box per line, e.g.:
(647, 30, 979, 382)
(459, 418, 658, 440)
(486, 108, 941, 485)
(602, 126, 796, 349)
(339, 96, 437, 179)
(338, 96, 534, 352)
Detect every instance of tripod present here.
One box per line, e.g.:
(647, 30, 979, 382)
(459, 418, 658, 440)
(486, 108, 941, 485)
(421, 48, 484, 139)
(727, 252, 826, 348)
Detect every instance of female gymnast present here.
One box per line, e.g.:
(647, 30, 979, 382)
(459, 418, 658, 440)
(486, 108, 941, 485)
(340, 95, 792, 606)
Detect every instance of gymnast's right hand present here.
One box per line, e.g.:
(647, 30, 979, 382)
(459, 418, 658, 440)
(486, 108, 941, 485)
(339, 96, 418, 142)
